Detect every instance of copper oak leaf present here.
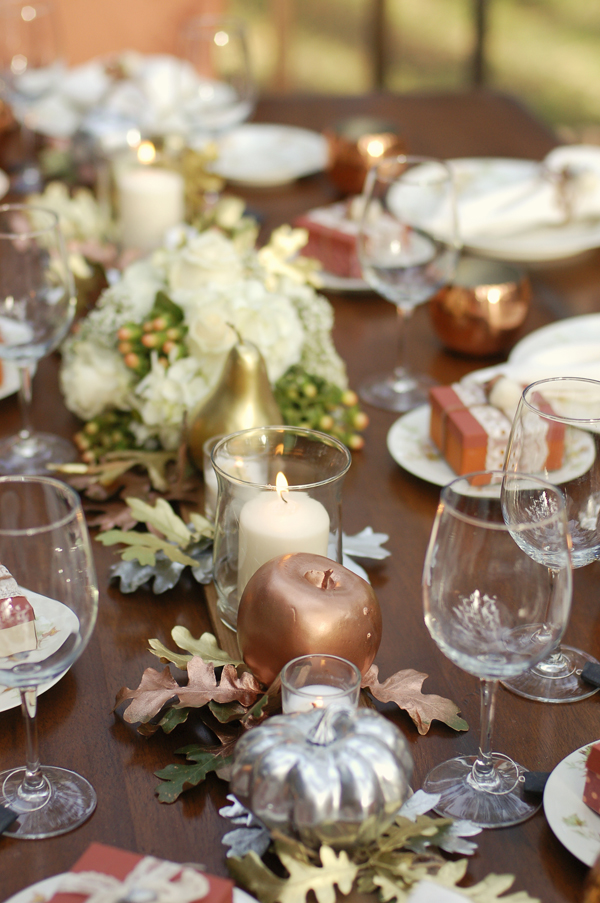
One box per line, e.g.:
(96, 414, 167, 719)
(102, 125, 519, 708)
(115, 657, 263, 724)
(362, 665, 468, 735)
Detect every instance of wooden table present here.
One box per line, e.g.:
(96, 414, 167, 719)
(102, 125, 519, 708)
(1, 89, 599, 903)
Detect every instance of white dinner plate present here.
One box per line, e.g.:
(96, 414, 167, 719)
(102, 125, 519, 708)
(211, 123, 328, 186)
(0, 168, 9, 200)
(0, 588, 78, 714)
(317, 270, 368, 293)
(4, 873, 259, 903)
(449, 158, 600, 262)
(509, 313, 600, 367)
(544, 741, 600, 866)
(387, 398, 595, 488)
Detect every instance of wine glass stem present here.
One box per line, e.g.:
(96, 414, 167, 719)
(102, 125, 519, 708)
(17, 363, 35, 443)
(18, 687, 47, 799)
(470, 678, 499, 789)
(395, 304, 414, 377)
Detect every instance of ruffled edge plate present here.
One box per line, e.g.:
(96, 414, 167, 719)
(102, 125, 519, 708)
(543, 741, 600, 866)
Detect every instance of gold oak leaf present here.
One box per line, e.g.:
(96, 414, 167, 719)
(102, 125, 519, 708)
(275, 846, 358, 903)
(148, 629, 240, 671)
(227, 852, 285, 903)
(362, 665, 468, 735)
(125, 496, 193, 546)
(96, 529, 198, 567)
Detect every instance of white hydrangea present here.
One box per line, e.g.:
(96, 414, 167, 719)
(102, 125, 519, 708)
(131, 355, 210, 450)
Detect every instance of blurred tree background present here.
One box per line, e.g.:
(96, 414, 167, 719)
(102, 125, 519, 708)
(229, 0, 600, 135)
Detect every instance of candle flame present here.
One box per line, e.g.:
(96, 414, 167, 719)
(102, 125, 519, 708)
(312, 698, 325, 709)
(276, 471, 289, 503)
(137, 141, 156, 164)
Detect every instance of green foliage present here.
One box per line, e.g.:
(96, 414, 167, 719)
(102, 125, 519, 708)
(154, 746, 233, 803)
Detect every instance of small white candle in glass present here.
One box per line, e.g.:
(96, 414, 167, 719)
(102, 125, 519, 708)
(281, 654, 362, 714)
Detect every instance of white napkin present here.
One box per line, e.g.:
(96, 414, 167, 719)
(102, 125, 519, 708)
(453, 145, 600, 240)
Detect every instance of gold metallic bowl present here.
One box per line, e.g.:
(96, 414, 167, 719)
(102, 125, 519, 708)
(429, 256, 531, 357)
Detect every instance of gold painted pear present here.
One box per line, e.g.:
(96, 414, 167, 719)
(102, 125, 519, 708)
(188, 339, 282, 470)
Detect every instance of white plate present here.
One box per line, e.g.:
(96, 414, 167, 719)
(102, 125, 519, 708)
(544, 741, 600, 866)
(449, 158, 600, 262)
(387, 398, 595, 488)
(4, 873, 258, 903)
(509, 313, 600, 367)
(317, 270, 368, 293)
(212, 124, 328, 186)
(0, 588, 78, 713)
(0, 168, 9, 200)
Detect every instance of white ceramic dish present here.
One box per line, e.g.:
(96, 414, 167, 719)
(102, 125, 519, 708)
(449, 158, 600, 262)
(317, 270, 368, 293)
(0, 588, 78, 713)
(387, 396, 595, 488)
(4, 874, 258, 903)
(0, 168, 9, 200)
(212, 123, 328, 186)
(543, 741, 600, 866)
(509, 313, 600, 367)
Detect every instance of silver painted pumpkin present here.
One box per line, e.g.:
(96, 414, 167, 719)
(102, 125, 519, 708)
(230, 706, 413, 849)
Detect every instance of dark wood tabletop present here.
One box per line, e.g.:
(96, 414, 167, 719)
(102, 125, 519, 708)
(1, 89, 599, 903)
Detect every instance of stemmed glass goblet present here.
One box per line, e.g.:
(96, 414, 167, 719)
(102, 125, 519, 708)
(178, 15, 255, 141)
(0, 475, 99, 838)
(0, 0, 64, 192)
(503, 376, 600, 702)
(357, 154, 460, 412)
(0, 204, 77, 474)
(422, 471, 572, 827)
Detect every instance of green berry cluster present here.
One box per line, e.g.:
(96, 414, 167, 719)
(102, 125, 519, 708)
(275, 365, 369, 450)
(117, 291, 187, 377)
(74, 410, 138, 463)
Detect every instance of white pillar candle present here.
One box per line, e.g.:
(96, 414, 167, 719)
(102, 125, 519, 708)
(282, 684, 348, 714)
(237, 482, 330, 597)
(117, 167, 185, 253)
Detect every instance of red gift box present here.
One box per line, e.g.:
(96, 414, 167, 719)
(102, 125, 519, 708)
(584, 742, 600, 815)
(48, 842, 233, 903)
(294, 203, 362, 278)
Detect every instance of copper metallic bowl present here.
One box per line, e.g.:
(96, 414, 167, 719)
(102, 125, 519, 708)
(324, 117, 406, 195)
(430, 256, 531, 357)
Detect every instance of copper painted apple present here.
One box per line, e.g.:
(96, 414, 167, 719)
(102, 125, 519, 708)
(236, 552, 382, 686)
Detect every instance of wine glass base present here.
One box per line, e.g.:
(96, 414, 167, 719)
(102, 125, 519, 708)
(359, 369, 436, 413)
(501, 646, 600, 703)
(0, 433, 77, 475)
(422, 754, 540, 828)
(0, 765, 96, 839)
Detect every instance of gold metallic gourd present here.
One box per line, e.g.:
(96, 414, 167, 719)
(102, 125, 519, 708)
(188, 339, 282, 469)
(231, 706, 413, 849)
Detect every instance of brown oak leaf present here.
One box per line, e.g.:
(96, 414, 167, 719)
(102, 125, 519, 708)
(115, 658, 263, 726)
(115, 665, 181, 724)
(362, 665, 468, 736)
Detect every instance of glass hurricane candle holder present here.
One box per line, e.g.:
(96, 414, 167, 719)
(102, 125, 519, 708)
(281, 654, 362, 713)
(212, 426, 351, 631)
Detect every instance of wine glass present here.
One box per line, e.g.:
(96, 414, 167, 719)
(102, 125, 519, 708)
(422, 470, 572, 827)
(357, 154, 460, 412)
(0, 475, 98, 838)
(502, 376, 600, 702)
(178, 15, 256, 141)
(0, 0, 64, 192)
(0, 204, 77, 474)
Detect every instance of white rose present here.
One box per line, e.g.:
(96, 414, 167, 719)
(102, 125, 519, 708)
(167, 230, 244, 290)
(60, 342, 133, 420)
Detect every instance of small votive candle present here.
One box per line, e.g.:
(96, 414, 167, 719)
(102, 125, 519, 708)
(117, 165, 185, 253)
(281, 654, 361, 714)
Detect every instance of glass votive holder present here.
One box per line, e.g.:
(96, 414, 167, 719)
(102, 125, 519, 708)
(202, 434, 225, 522)
(212, 426, 351, 631)
(281, 654, 362, 713)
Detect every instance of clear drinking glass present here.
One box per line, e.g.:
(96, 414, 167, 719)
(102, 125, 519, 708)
(503, 376, 600, 702)
(0, 475, 99, 838)
(178, 15, 255, 140)
(212, 426, 351, 631)
(0, 0, 64, 192)
(0, 204, 77, 474)
(422, 471, 572, 828)
(357, 154, 460, 412)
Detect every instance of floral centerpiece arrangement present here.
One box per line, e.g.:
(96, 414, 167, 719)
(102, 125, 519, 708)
(53, 190, 367, 460)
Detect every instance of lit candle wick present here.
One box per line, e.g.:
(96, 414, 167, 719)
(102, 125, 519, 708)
(276, 471, 289, 504)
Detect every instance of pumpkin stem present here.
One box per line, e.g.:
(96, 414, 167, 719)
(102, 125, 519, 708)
(307, 706, 344, 746)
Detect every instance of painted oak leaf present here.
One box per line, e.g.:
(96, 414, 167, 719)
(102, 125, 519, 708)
(148, 629, 240, 670)
(115, 665, 180, 723)
(176, 657, 262, 709)
(276, 846, 358, 903)
(362, 665, 468, 735)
